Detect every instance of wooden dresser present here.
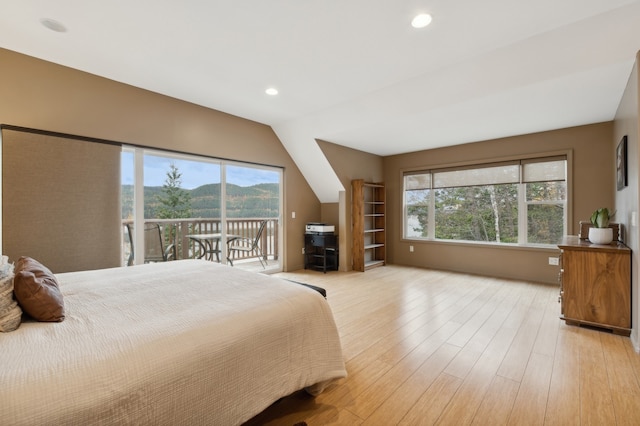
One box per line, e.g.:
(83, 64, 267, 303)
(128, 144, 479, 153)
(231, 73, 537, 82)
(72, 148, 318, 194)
(558, 236, 631, 336)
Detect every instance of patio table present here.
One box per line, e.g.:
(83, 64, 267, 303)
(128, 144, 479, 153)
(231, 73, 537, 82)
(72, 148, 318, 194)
(187, 233, 239, 262)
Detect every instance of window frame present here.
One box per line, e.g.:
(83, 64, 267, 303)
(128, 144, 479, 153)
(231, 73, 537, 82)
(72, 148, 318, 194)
(402, 152, 571, 248)
(123, 146, 284, 270)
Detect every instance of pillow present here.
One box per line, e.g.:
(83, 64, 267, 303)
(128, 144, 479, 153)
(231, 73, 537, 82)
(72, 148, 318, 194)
(0, 268, 22, 332)
(13, 257, 65, 322)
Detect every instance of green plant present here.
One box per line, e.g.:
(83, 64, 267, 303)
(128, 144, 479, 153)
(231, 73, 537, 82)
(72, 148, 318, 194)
(590, 207, 614, 228)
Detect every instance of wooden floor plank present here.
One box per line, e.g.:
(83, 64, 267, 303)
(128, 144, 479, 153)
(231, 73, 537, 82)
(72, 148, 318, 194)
(531, 287, 561, 357)
(471, 375, 520, 426)
(434, 309, 527, 426)
(442, 345, 483, 380)
(543, 326, 581, 426)
(624, 340, 640, 390)
(506, 352, 554, 425)
(495, 297, 545, 382)
(399, 373, 463, 426)
(578, 327, 617, 425)
(434, 349, 504, 425)
(363, 343, 460, 425)
(444, 283, 521, 380)
(345, 321, 462, 420)
(600, 332, 640, 425)
(377, 283, 491, 367)
(446, 279, 510, 348)
(462, 281, 519, 354)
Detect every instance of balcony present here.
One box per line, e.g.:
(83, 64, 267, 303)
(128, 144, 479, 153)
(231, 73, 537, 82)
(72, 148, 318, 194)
(123, 218, 279, 269)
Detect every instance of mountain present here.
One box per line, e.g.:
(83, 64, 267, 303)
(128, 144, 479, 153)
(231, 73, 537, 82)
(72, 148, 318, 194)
(122, 183, 279, 219)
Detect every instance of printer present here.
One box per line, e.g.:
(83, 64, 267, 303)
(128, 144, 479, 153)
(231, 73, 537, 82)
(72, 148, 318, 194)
(305, 222, 335, 235)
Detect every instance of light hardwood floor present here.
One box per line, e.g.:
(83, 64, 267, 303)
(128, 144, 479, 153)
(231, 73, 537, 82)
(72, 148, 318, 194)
(244, 265, 640, 425)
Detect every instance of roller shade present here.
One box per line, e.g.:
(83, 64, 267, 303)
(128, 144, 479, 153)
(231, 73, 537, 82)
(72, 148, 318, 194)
(406, 157, 567, 190)
(2, 128, 122, 273)
(433, 163, 519, 188)
(404, 173, 431, 190)
(522, 158, 566, 183)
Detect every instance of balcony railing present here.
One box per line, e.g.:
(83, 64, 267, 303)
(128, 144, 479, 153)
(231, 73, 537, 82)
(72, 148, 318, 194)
(123, 218, 279, 266)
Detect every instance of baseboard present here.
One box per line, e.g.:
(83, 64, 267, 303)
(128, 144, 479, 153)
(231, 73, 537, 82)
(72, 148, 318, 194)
(631, 330, 640, 353)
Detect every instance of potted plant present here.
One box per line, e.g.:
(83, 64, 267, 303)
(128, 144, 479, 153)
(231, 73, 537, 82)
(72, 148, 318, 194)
(588, 207, 614, 244)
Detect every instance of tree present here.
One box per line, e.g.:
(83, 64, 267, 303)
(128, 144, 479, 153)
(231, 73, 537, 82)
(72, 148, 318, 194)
(156, 163, 192, 219)
(433, 184, 518, 242)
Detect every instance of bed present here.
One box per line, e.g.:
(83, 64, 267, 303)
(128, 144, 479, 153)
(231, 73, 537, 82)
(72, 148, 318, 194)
(0, 259, 346, 425)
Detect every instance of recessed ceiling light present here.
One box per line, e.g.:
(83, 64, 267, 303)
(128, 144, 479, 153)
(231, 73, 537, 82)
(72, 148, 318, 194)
(411, 13, 432, 29)
(265, 87, 278, 96)
(40, 18, 67, 33)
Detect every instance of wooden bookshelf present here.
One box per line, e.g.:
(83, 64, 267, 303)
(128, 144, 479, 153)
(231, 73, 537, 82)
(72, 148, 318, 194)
(352, 179, 385, 271)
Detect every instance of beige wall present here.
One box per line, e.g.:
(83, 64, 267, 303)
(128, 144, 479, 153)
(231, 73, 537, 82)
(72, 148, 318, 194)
(383, 122, 615, 284)
(318, 140, 384, 270)
(320, 202, 339, 228)
(0, 48, 319, 271)
(613, 53, 639, 349)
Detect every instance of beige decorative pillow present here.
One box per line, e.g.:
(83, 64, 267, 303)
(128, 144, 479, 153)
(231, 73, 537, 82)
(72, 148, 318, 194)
(13, 257, 65, 322)
(0, 267, 22, 332)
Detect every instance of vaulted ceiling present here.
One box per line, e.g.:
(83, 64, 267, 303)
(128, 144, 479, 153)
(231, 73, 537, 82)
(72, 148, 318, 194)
(2, 1, 640, 201)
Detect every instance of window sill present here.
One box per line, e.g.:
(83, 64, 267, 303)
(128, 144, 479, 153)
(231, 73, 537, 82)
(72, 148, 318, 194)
(401, 237, 560, 252)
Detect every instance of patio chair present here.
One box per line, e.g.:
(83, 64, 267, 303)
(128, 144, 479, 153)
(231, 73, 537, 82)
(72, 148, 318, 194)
(125, 224, 134, 266)
(226, 220, 268, 268)
(126, 223, 176, 265)
(145, 223, 176, 263)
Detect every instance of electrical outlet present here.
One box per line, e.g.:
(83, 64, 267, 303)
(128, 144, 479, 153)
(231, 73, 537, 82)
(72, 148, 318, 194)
(548, 257, 559, 266)
(409, 245, 414, 252)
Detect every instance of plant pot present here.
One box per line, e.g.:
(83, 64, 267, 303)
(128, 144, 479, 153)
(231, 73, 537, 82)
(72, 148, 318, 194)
(588, 227, 613, 245)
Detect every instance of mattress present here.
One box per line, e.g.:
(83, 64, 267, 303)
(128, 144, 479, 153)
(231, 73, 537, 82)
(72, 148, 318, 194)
(0, 260, 346, 425)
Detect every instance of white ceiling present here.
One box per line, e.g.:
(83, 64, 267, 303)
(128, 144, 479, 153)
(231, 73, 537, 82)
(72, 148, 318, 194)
(2, 1, 640, 202)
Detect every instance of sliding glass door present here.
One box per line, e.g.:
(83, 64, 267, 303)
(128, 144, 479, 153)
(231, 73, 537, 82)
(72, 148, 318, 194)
(122, 147, 282, 273)
(225, 164, 282, 272)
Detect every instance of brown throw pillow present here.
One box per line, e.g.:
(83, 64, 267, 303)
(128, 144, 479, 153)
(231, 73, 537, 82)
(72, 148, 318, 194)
(13, 257, 65, 322)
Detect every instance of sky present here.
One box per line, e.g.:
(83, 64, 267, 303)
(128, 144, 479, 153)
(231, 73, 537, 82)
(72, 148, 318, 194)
(121, 152, 279, 189)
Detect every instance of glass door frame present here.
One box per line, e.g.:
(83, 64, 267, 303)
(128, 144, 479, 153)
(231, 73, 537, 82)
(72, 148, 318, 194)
(123, 146, 283, 273)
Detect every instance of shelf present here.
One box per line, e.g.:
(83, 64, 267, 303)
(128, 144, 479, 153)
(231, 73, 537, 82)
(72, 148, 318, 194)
(364, 259, 385, 270)
(352, 179, 386, 272)
(364, 243, 384, 249)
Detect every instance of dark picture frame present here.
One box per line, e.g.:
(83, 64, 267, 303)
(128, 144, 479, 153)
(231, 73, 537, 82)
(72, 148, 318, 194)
(617, 135, 628, 190)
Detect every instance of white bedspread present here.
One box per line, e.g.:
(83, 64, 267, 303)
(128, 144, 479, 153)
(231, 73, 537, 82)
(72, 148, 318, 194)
(0, 260, 346, 425)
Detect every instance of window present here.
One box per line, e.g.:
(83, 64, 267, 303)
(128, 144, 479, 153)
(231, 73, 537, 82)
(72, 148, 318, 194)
(403, 156, 567, 246)
(522, 158, 567, 244)
(404, 173, 431, 239)
(122, 147, 283, 271)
